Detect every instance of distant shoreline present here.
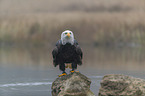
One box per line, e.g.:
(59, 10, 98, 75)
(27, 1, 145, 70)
(0, 0, 145, 47)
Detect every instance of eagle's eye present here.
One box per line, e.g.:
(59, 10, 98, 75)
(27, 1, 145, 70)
(65, 32, 67, 35)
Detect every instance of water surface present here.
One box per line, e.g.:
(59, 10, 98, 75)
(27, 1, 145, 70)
(0, 46, 145, 96)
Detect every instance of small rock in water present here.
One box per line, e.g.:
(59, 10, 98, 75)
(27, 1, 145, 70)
(51, 72, 95, 96)
(99, 74, 145, 96)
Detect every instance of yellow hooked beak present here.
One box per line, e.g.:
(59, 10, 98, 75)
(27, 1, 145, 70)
(66, 33, 71, 38)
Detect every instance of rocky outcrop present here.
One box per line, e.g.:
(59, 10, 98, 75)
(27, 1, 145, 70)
(99, 74, 145, 96)
(51, 72, 95, 96)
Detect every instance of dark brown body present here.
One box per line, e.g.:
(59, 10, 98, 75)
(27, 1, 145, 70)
(52, 40, 82, 72)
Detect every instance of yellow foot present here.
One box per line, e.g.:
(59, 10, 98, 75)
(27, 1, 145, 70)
(59, 73, 67, 77)
(70, 70, 75, 73)
(70, 71, 79, 73)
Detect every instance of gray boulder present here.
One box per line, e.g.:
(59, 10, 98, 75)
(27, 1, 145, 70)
(99, 74, 145, 96)
(51, 72, 95, 96)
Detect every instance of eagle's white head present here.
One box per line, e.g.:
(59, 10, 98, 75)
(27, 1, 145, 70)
(61, 30, 74, 45)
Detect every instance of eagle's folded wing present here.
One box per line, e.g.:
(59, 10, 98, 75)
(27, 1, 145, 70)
(52, 40, 62, 67)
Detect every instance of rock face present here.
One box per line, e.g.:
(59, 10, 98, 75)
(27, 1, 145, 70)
(51, 72, 95, 96)
(99, 74, 145, 96)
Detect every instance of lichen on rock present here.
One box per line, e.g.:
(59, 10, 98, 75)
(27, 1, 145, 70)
(99, 74, 145, 96)
(51, 72, 95, 96)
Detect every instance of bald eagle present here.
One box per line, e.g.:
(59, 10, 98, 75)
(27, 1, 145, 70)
(52, 30, 83, 77)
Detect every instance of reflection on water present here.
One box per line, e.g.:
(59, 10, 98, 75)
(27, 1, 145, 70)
(0, 46, 52, 69)
(0, 46, 145, 96)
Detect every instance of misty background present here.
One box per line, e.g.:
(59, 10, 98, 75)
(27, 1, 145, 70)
(0, 0, 145, 96)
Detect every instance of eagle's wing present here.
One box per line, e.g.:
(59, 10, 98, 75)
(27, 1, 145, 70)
(52, 40, 62, 67)
(74, 40, 83, 59)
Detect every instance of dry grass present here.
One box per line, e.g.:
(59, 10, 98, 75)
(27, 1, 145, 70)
(0, 0, 145, 46)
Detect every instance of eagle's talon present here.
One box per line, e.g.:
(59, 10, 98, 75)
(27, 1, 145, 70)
(59, 73, 67, 77)
(70, 70, 75, 73)
(70, 70, 79, 73)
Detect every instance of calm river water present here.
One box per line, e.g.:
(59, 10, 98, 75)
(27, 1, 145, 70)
(0, 45, 145, 96)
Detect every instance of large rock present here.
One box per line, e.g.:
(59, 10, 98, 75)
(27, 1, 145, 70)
(99, 74, 145, 96)
(51, 72, 95, 96)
